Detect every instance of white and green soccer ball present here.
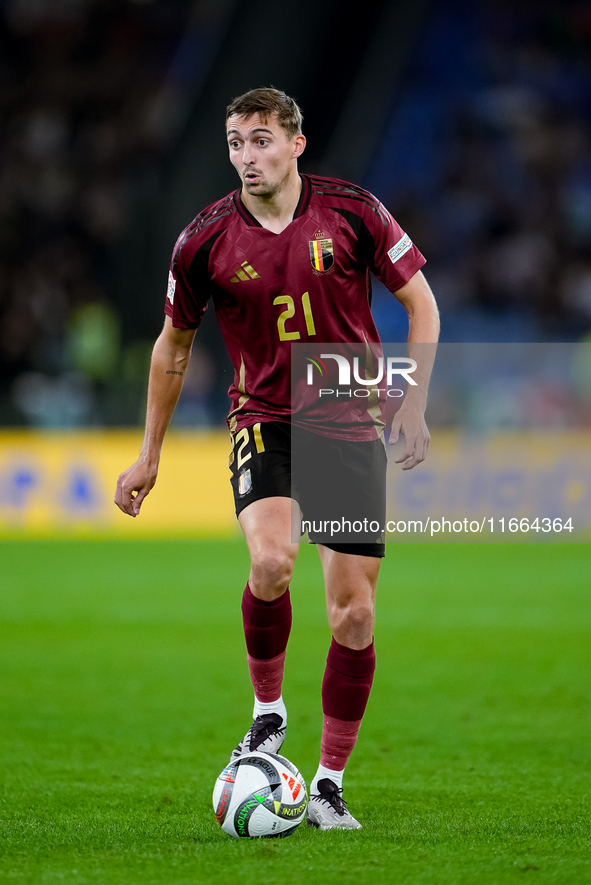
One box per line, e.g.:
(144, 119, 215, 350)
(213, 751, 307, 838)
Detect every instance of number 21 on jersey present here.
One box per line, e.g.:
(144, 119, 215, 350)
(273, 292, 316, 341)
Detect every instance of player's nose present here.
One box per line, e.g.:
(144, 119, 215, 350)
(242, 143, 257, 165)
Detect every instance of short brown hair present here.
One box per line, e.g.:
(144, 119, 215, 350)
(226, 87, 303, 139)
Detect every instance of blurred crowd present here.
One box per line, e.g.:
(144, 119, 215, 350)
(0, 0, 219, 426)
(1, 0, 591, 429)
(368, 0, 591, 344)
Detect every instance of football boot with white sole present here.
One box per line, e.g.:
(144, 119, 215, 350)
(230, 712, 286, 761)
(307, 778, 362, 830)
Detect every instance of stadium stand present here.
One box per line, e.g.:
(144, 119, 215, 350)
(366, 0, 591, 343)
(1, 0, 590, 428)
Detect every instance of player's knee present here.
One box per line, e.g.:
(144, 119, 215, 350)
(335, 598, 374, 634)
(250, 544, 296, 595)
(328, 596, 374, 649)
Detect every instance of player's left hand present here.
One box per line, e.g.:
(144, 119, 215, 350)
(389, 402, 430, 470)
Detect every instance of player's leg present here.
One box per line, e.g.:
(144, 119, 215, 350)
(307, 547, 380, 830)
(240, 495, 299, 601)
(229, 422, 297, 758)
(231, 495, 299, 759)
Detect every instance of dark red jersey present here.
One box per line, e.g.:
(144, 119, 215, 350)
(165, 174, 425, 436)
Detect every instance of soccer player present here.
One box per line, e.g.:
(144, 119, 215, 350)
(115, 88, 439, 830)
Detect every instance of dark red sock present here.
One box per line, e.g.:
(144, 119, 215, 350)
(322, 638, 376, 721)
(241, 583, 292, 660)
(320, 638, 376, 769)
(242, 583, 292, 704)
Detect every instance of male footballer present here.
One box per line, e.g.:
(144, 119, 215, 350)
(115, 87, 439, 830)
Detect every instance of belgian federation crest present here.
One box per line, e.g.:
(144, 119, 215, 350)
(309, 238, 334, 273)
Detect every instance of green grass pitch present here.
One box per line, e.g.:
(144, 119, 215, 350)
(0, 539, 590, 885)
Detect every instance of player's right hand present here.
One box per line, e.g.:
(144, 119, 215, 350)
(114, 459, 159, 517)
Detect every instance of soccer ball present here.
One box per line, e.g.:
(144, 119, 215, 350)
(213, 751, 307, 838)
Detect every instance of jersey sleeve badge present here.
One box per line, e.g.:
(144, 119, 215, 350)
(167, 271, 176, 304)
(387, 234, 413, 264)
(309, 236, 334, 273)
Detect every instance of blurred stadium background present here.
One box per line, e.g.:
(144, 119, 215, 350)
(1, 0, 591, 536)
(2, 9, 590, 882)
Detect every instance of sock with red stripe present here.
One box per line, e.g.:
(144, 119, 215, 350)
(311, 638, 375, 792)
(241, 583, 292, 722)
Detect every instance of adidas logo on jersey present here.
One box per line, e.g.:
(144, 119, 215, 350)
(231, 261, 260, 282)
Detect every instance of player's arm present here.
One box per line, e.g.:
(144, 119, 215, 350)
(114, 316, 196, 516)
(390, 269, 440, 470)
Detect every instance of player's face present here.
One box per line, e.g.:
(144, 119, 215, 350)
(226, 112, 305, 196)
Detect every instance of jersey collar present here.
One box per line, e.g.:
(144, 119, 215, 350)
(233, 174, 312, 227)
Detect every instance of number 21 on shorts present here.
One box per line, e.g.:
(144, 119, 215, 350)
(234, 423, 265, 470)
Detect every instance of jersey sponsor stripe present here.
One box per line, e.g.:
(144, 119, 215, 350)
(308, 174, 376, 192)
(313, 192, 390, 224)
(253, 423, 265, 453)
(308, 176, 385, 207)
(173, 203, 234, 259)
(228, 354, 250, 433)
(309, 182, 381, 203)
(361, 336, 386, 439)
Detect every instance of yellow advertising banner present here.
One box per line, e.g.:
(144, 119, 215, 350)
(0, 431, 237, 538)
(0, 429, 589, 539)
(386, 430, 591, 541)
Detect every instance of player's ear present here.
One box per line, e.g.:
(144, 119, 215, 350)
(293, 134, 306, 159)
